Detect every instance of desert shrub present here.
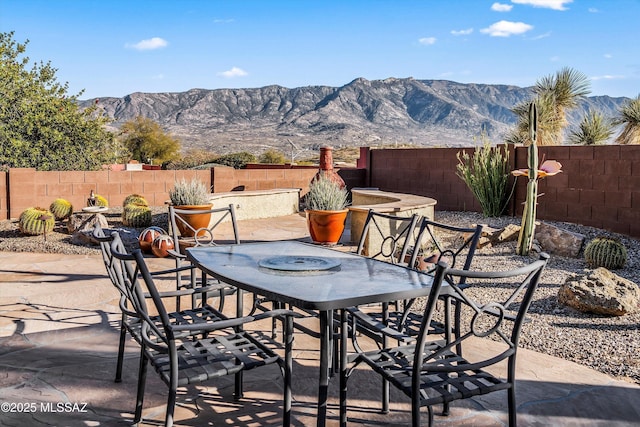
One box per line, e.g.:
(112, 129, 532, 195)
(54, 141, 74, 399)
(456, 139, 512, 217)
(214, 151, 256, 169)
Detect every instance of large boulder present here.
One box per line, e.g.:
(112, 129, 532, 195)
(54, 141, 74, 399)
(558, 268, 640, 316)
(535, 222, 585, 258)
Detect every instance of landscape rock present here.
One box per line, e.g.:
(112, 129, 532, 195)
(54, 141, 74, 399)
(558, 268, 640, 316)
(67, 213, 109, 245)
(536, 222, 585, 258)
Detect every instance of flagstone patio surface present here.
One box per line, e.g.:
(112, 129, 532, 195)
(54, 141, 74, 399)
(1, 214, 639, 426)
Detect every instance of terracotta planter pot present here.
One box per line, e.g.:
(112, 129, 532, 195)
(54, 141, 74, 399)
(305, 209, 349, 245)
(174, 204, 213, 238)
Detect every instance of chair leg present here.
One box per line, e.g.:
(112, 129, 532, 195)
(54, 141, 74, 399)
(283, 315, 293, 427)
(115, 320, 127, 383)
(508, 385, 517, 427)
(134, 346, 148, 424)
(165, 352, 180, 427)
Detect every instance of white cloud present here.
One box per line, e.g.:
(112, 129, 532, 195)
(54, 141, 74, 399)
(511, 0, 572, 11)
(480, 20, 533, 37)
(418, 37, 437, 45)
(591, 74, 625, 81)
(126, 37, 168, 51)
(152, 74, 165, 80)
(531, 31, 552, 40)
(491, 3, 513, 12)
(214, 18, 235, 23)
(550, 55, 560, 62)
(451, 28, 473, 36)
(604, 53, 613, 59)
(217, 67, 248, 78)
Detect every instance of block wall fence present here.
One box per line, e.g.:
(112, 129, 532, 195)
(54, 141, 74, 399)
(2, 145, 639, 238)
(363, 145, 640, 238)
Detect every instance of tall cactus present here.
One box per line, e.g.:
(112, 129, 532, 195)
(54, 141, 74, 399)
(517, 103, 539, 255)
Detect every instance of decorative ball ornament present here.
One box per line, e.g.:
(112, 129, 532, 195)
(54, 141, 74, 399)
(138, 227, 167, 253)
(151, 234, 174, 258)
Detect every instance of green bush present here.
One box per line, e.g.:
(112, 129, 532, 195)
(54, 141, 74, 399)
(214, 151, 257, 169)
(456, 139, 512, 217)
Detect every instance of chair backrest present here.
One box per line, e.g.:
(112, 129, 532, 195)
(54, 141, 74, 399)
(109, 235, 171, 346)
(356, 210, 420, 266)
(169, 204, 240, 255)
(413, 253, 550, 378)
(408, 218, 483, 282)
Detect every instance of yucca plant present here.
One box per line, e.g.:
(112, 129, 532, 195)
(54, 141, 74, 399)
(456, 137, 513, 217)
(306, 173, 349, 211)
(569, 111, 614, 145)
(614, 94, 640, 145)
(169, 178, 211, 206)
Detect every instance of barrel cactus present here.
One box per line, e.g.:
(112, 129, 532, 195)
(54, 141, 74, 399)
(88, 193, 109, 207)
(19, 207, 55, 236)
(584, 237, 627, 270)
(122, 194, 148, 208)
(122, 203, 152, 228)
(49, 198, 73, 220)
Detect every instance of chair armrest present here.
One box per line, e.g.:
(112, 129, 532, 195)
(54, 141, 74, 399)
(149, 264, 194, 276)
(166, 249, 186, 260)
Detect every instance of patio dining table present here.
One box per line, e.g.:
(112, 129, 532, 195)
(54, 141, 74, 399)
(186, 240, 436, 427)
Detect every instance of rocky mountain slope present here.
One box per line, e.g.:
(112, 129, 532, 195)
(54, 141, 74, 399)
(81, 77, 628, 155)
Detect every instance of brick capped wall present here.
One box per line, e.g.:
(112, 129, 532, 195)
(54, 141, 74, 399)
(6, 168, 210, 219)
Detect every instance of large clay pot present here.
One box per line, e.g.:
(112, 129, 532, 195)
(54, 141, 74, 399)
(305, 209, 349, 245)
(173, 204, 213, 237)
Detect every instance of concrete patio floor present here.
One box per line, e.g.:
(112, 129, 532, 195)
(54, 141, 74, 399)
(1, 213, 639, 426)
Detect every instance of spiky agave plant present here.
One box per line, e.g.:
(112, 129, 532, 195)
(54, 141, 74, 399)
(305, 173, 349, 211)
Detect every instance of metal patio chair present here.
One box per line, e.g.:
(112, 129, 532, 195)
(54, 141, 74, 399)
(168, 204, 240, 311)
(341, 253, 549, 427)
(109, 236, 296, 427)
(347, 216, 483, 412)
(93, 225, 231, 384)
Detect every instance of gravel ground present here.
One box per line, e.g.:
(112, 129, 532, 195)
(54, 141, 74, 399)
(1, 208, 638, 385)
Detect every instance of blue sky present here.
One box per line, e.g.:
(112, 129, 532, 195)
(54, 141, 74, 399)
(2, 0, 639, 99)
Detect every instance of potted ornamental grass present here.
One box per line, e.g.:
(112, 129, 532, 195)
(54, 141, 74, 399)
(305, 173, 349, 245)
(168, 178, 212, 237)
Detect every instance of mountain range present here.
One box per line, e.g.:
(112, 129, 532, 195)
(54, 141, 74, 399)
(80, 77, 628, 156)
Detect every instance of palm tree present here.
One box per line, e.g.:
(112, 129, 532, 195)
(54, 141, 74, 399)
(568, 110, 614, 145)
(506, 67, 591, 145)
(614, 94, 640, 145)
